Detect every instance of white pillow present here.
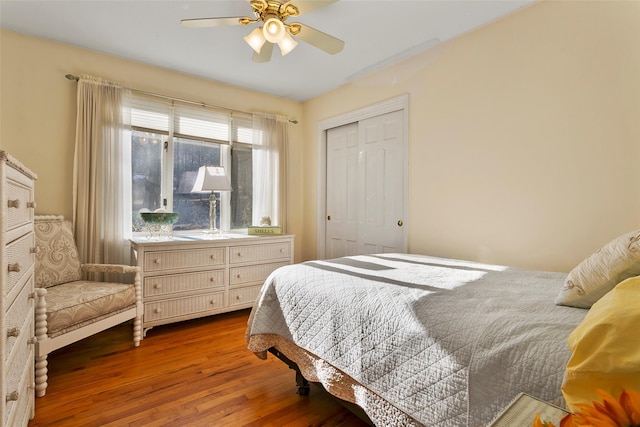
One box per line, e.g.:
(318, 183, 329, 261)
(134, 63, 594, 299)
(555, 230, 640, 308)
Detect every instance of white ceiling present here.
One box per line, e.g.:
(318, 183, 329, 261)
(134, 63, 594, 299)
(0, 0, 535, 102)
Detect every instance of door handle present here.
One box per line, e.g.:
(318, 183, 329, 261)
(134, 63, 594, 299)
(397, 220, 403, 227)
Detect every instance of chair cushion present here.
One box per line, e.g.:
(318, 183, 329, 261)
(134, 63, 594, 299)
(35, 218, 82, 288)
(45, 280, 136, 337)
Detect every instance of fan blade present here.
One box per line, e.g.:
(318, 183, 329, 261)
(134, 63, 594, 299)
(253, 42, 274, 63)
(181, 17, 246, 28)
(284, 0, 339, 16)
(294, 23, 344, 54)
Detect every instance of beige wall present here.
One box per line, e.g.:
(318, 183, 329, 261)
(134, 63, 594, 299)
(302, 0, 640, 272)
(2, 0, 639, 272)
(0, 29, 305, 261)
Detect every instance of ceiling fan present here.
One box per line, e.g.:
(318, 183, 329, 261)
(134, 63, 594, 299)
(181, 0, 344, 63)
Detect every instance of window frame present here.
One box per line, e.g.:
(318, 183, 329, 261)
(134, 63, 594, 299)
(129, 95, 254, 235)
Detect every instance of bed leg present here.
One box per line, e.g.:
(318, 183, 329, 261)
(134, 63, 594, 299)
(296, 371, 310, 396)
(268, 347, 310, 396)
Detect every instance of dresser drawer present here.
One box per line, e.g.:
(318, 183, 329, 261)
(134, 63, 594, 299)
(144, 292, 225, 322)
(5, 164, 35, 233)
(5, 232, 35, 300)
(229, 242, 291, 264)
(144, 270, 225, 297)
(5, 280, 34, 364)
(229, 261, 289, 286)
(144, 247, 225, 272)
(4, 344, 33, 427)
(229, 285, 262, 307)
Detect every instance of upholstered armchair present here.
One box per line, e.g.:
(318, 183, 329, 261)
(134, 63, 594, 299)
(33, 216, 142, 397)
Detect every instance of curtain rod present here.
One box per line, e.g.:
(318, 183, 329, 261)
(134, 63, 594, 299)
(65, 74, 298, 125)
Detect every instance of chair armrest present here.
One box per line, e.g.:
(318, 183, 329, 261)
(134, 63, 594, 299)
(81, 263, 140, 275)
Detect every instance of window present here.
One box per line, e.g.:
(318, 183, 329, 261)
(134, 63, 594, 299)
(129, 96, 254, 232)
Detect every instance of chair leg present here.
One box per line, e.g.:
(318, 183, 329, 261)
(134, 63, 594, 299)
(133, 315, 142, 347)
(35, 354, 48, 397)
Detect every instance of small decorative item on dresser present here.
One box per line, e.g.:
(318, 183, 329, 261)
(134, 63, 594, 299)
(248, 226, 282, 235)
(140, 211, 179, 239)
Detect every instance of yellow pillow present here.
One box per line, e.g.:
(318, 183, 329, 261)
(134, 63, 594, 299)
(562, 275, 640, 411)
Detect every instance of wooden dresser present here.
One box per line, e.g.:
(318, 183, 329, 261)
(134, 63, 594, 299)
(130, 234, 293, 334)
(0, 151, 37, 427)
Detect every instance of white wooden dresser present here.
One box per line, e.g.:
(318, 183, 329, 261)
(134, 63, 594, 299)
(1, 151, 37, 427)
(129, 233, 293, 334)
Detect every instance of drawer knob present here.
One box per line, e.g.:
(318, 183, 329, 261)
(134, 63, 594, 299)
(209, 277, 215, 283)
(280, 248, 284, 253)
(29, 337, 38, 345)
(210, 300, 216, 305)
(27, 201, 37, 209)
(154, 258, 161, 264)
(6, 391, 19, 402)
(154, 308, 162, 314)
(236, 295, 241, 300)
(153, 283, 161, 289)
(30, 246, 38, 254)
(236, 274, 241, 279)
(237, 252, 242, 257)
(7, 327, 20, 338)
(8, 263, 21, 273)
(210, 254, 216, 260)
(7, 199, 20, 209)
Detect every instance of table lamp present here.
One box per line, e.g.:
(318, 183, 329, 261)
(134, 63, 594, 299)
(191, 166, 233, 233)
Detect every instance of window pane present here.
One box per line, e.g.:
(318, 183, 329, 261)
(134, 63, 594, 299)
(231, 145, 252, 228)
(173, 137, 221, 231)
(132, 130, 164, 231)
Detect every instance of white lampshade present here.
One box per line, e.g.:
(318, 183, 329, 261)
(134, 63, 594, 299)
(244, 27, 266, 54)
(191, 166, 232, 193)
(263, 17, 285, 43)
(277, 32, 298, 56)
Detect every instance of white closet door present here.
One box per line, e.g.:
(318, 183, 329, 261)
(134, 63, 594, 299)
(325, 122, 359, 259)
(358, 110, 405, 254)
(325, 110, 405, 258)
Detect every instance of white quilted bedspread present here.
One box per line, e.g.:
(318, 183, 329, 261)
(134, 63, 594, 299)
(246, 254, 587, 426)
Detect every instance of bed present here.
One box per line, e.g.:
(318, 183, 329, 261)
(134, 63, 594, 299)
(245, 253, 589, 426)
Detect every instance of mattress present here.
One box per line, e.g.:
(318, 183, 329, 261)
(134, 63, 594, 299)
(246, 254, 587, 426)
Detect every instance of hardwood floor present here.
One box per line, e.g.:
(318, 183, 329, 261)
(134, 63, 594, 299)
(29, 309, 369, 427)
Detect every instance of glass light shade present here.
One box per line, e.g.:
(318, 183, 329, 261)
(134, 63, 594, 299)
(244, 27, 266, 54)
(277, 32, 298, 56)
(263, 17, 285, 43)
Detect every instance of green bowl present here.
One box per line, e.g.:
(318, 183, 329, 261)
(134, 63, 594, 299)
(141, 212, 179, 225)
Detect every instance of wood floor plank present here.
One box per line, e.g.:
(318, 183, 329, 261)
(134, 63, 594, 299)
(29, 309, 369, 427)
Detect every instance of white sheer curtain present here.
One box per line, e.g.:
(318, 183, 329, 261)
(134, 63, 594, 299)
(252, 113, 288, 229)
(73, 75, 132, 265)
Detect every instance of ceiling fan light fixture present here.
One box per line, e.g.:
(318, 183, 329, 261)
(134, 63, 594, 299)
(263, 16, 285, 43)
(277, 31, 298, 56)
(244, 27, 266, 53)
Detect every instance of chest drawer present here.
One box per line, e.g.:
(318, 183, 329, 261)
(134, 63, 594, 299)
(5, 279, 34, 364)
(229, 285, 262, 307)
(230, 261, 289, 286)
(5, 165, 35, 233)
(144, 292, 225, 322)
(229, 242, 291, 264)
(144, 247, 225, 272)
(5, 232, 35, 300)
(144, 270, 225, 297)
(4, 338, 33, 427)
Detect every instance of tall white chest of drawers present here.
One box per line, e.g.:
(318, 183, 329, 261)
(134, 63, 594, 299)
(130, 234, 293, 334)
(1, 151, 37, 427)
